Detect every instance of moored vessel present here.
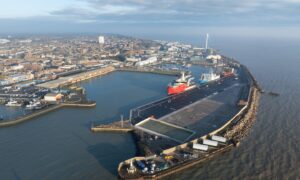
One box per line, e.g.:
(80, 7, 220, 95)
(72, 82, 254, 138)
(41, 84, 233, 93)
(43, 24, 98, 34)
(221, 67, 235, 77)
(167, 72, 196, 95)
(199, 69, 220, 84)
(5, 99, 22, 107)
(25, 100, 44, 110)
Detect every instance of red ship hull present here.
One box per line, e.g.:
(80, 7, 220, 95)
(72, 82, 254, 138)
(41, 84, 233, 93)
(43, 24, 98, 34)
(167, 84, 188, 95)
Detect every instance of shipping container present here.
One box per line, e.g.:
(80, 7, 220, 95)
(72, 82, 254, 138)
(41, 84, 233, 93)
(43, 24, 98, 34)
(203, 139, 218, 147)
(212, 135, 227, 143)
(193, 143, 209, 151)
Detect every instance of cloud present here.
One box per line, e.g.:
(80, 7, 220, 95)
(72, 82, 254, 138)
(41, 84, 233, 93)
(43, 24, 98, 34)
(44, 0, 300, 26)
(1, 0, 300, 27)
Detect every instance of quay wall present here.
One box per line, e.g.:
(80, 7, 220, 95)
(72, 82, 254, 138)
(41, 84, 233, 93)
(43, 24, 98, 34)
(66, 66, 115, 84)
(37, 65, 182, 89)
(116, 67, 181, 76)
(37, 66, 116, 89)
(62, 102, 96, 107)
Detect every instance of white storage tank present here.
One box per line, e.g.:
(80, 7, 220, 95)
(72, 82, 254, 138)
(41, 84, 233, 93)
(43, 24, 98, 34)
(203, 139, 218, 147)
(212, 135, 227, 143)
(192, 143, 208, 151)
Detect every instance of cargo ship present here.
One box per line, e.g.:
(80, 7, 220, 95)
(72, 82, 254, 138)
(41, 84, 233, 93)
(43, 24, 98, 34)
(167, 72, 196, 95)
(199, 70, 220, 84)
(221, 67, 235, 77)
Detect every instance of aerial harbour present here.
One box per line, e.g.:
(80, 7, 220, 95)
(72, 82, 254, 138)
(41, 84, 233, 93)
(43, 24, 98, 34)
(1, 1, 300, 179)
(0, 34, 262, 179)
(0, 34, 271, 179)
(116, 57, 260, 179)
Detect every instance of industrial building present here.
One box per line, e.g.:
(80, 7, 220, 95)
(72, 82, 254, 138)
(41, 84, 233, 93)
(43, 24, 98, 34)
(44, 93, 63, 102)
(135, 57, 158, 66)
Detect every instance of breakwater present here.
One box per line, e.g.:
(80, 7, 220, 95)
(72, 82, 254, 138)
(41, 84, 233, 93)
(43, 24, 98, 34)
(225, 88, 260, 141)
(0, 101, 96, 127)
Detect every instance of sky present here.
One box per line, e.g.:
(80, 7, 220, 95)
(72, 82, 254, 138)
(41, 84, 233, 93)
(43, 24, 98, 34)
(0, 0, 300, 38)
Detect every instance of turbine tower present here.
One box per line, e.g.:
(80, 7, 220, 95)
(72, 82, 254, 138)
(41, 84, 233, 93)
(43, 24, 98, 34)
(205, 33, 209, 50)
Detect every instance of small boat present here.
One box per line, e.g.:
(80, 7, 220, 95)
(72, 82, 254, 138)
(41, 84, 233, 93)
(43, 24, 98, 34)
(25, 100, 44, 110)
(268, 92, 280, 96)
(186, 64, 192, 68)
(5, 100, 22, 107)
(199, 69, 220, 84)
